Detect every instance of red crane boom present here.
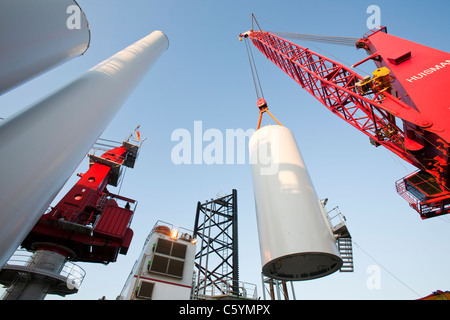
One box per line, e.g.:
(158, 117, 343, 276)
(240, 26, 450, 219)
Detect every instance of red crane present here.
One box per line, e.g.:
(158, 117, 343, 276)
(240, 24, 450, 219)
(20, 128, 143, 264)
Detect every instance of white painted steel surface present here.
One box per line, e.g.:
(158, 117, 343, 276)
(0, 0, 90, 94)
(118, 224, 196, 300)
(0, 30, 168, 268)
(249, 125, 342, 281)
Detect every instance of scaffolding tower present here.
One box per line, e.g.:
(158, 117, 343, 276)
(192, 189, 239, 299)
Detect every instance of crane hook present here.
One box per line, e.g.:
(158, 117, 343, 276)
(256, 98, 283, 130)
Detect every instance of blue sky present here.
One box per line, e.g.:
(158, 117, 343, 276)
(1, 0, 449, 300)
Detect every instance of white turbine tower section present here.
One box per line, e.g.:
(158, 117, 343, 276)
(0, 30, 169, 268)
(249, 125, 342, 281)
(0, 0, 90, 95)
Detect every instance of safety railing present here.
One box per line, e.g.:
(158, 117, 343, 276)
(5, 249, 86, 290)
(194, 279, 258, 300)
(395, 177, 420, 211)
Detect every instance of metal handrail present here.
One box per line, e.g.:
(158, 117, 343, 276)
(195, 279, 258, 300)
(5, 249, 86, 289)
(327, 206, 346, 228)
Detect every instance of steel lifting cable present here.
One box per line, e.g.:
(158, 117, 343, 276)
(352, 240, 422, 297)
(244, 37, 264, 100)
(272, 31, 359, 47)
(244, 37, 284, 130)
(270, 30, 371, 77)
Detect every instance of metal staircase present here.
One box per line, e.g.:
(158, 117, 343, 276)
(337, 237, 354, 272)
(326, 205, 354, 273)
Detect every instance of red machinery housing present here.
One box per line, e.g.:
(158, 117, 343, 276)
(240, 26, 450, 219)
(21, 131, 143, 263)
